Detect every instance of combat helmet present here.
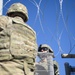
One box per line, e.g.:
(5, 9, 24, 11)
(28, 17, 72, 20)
(38, 44, 53, 53)
(7, 3, 28, 22)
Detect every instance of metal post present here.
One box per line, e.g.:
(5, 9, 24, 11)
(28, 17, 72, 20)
(47, 53, 54, 75)
(61, 54, 75, 75)
(0, 0, 3, 15)
(64, 62, 70, 75)
(61, 54, 75, 58)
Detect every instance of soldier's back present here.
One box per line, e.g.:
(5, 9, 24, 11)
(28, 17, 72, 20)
(0, 15, 37, 75)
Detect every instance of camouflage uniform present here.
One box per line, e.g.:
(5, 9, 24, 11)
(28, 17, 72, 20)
(53, 60, 59, 75)
(35, 44, 59, 75)
(0, 3, 37, 75)
(36, 60, 59, 75)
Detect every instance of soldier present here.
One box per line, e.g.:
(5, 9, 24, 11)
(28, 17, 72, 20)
(0, 3, 37, 75)
(35, 44, 59, 75)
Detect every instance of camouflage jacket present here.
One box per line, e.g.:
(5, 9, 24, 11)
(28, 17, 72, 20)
(0, 15, 37, 61)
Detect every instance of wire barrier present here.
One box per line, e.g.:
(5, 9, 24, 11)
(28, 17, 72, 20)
(1, 0, 75, 57)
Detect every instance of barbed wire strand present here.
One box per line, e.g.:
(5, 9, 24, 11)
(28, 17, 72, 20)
(47, 27, 64, 57)
(47, 27, 57, 42)
(55, 30, 64, 57)
(29, 0, 44, 33)
(0, 0, 11, 14)
(53, 0, 64, 56)
(61, 12, 75, 53)
(68, 44, 75, 54)
(65, 14, 73, 54)
(59, 0, 75, 54)
(3, 0, 11, 7)
(42, 0, 64, 57)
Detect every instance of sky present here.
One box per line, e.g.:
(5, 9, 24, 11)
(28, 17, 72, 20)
(1, 0, 75, 75)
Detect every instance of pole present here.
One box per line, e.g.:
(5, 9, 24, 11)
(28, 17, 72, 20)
(0, 0, 3, 15)
(61, 54, 75, 58)
(64, 62, 70, 75)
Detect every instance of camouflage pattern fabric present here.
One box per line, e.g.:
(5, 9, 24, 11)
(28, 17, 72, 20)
(35, 60, 59, 75)
(7, 3, 28, 22)
(35, 63, 48, 75)
(0, 15, 37, 75)
(53, 60, 59, 75)
(37, 44, 59, 75)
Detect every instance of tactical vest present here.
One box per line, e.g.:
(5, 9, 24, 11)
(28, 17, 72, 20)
(0, 16, 37, 61)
